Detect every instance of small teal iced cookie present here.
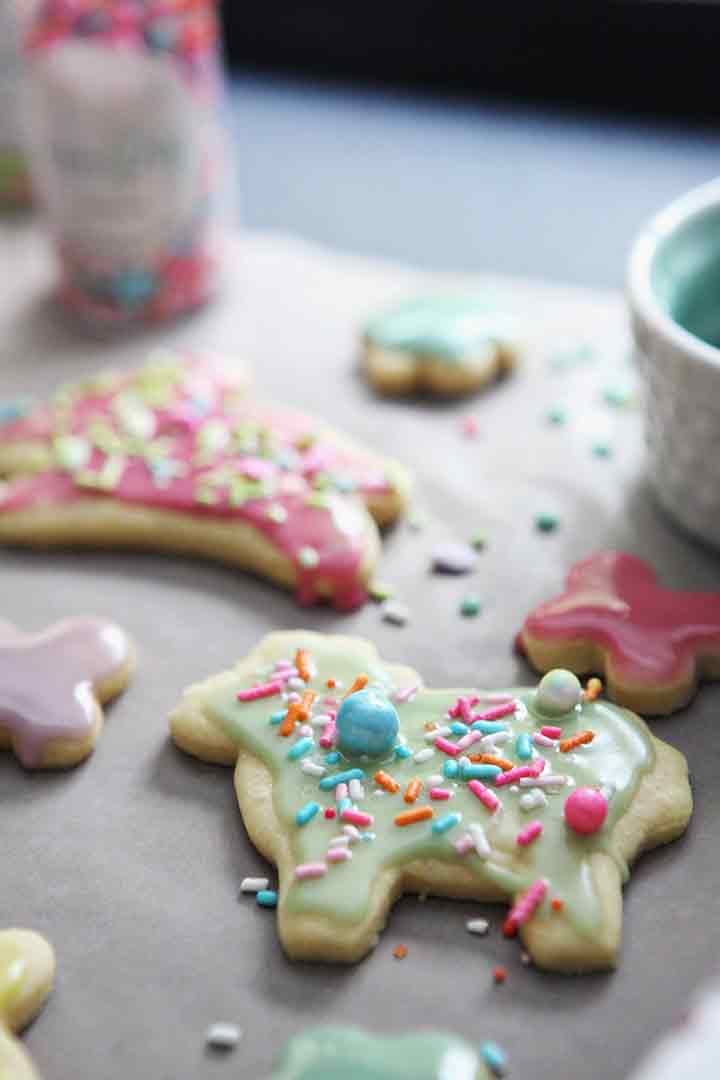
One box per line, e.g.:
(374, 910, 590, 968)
(271, 1026, 498, 1079)
(363, 295, 518, 398)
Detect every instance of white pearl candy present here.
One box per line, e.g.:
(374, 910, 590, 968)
(535, 669, 583, 716)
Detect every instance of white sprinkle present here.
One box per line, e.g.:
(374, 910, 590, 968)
(301, 760, 326, 777)
(480, 731, 510, 747)
(287, 676, 305, 692)
(469, 823, 491, 859)
(424, 725, 450, 742)
(520, 789, 548, 812)
(520, 951, 532, 967)
(431, 541, 476, 575)
(349, 779, 365, 800)
(466, 918, 489, 935)
(286, 691, 300, 704)
(510, 785, 519, 794)
(374, 789, 386, 797)
(298, 723, 313, 738)
(427, 773, 444, 787)
(458, 755, 471, 769)
(521, 774, 567, 788)
(328, 835, 350, 848)
(311, 712, 332, 728)
(335, 782, 349, 803)
(382, 600, 410, 626)
(600, 782, 616, 802)
(414, 748, 434, 764)
(239, 877, 269, 894)
(533, 732, 556, 748)
(206, 1023, 242, 1049)
(343, 824, 361, 842)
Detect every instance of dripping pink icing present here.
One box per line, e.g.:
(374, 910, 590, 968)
(0, 617, 131, 767)
(0, 358, 397, 610)
(522, 550, 720, 683)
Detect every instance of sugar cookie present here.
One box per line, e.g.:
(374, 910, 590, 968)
(0, 929, 55, 1080)
(0, 355, 410, 610)
(169, 631, 691, 972)
(518, 550, 720, 714)
(363, 296, 517, 397)
(271, 1026, 497, 1079)
(0, 617, 134, 768)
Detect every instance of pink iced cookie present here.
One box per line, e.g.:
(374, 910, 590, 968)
(0, 617, 134, 769)
(518, 550, 720, 715)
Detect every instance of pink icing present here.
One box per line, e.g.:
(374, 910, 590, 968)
(0, 617, 131, 767)
(522, 550, 720, 684)
(0, 358, 398, 610)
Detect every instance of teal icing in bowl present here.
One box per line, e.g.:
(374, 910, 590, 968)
(651, 201, 720, 350)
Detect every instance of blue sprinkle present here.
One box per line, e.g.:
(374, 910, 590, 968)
(515, 733, 533, 761)
(443, 759, 459, 779)
(471, 719, 507, 734)
(256, 890, 278, 909)
(270, 710, 287, 726)
(481, 1041, 507, 1077)
(287, 737, 314, 761)
(295, 801, 320, 826)
(432, 812, 462, 835)
(337, 798, 352, 815)
(361, 832, 376, 843)
(325, 750, 341, 764)
(394, 744, 412, 760)
(460, 762, 502, 781)
(450, 721, 469, 736)
(319, 768, 366, 791)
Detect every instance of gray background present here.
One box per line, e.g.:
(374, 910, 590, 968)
(2, 225, 720, 1078)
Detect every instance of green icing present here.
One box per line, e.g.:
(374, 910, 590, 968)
(271, 1026, 487, 1080)
(209, 639, 653, 936)
(364, 296, 512, 362)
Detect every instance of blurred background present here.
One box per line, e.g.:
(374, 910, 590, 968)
(219, 0, 720, 288)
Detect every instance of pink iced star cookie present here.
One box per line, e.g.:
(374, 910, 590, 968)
(518, 550, 720, 714)
(0, 617, 134, 769)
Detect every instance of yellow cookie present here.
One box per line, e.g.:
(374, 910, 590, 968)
(0, 930, 55, 1080)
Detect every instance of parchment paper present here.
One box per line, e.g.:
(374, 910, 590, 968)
(1, 223, 718, 1080)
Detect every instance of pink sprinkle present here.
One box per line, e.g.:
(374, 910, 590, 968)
(298, 724, 313, 738)
(456, 730, 484, 751)
(468, 779, 500, 812)
(241, 457, 277, 481)
(394, 684, 419, 705)
(435, 736, 460, 757)
(449, 695, 479, 721)
(541, 725, 562, 739)
(495, 766, 536, 787)
(326, 847, 352, 864)
(335, 783, 349, 803)
(295, 862, 327, 880)
(324, 808, 336, 820)
(529, 756, 547, 777)
(454, 833, 475, 855)
(237, 679, 283, 703)
(462, 415, 479, 438)
(533, 732, 555, 748)
(340, 808, 374, 828)
(505, 878, 548, 932)
(470, 701, 517, 723)
(517, 821, 544, 847)
(319, 719, 337, 748)
(323, 696, 339, 708)
(430, 787, 452, 800)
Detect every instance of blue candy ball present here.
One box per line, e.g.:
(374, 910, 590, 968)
(336, 688, 399, 757)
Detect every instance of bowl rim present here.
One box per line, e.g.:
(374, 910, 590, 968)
(627, 176, 720, 369)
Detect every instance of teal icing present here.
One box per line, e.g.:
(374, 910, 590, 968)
(210, 639, 655, 938)
(364, 296, 513, 362)
(270, 1026, 487, 1080)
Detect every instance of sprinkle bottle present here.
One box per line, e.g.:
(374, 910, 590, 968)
(24, 0, 227, 329)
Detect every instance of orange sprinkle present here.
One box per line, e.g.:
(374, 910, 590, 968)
(424, 721, 437, 732)
(584, 677, 603, 702)
(374, 770, 400, 794)
(551, 898, 564, 913)
(395, 806, 434, 827)
(279, 689, 316, 736)
(560, 729, 595, 753)
(393, 944, 408, 960)
(502, 918, 517, 939)
(493, 966, 507, 985)
(326, 678, 336, 689)
(404, 778, 422, 804)
(343, 674, 369, 699)
(476, 753, 514, 771)
(294, 648, 311, 683)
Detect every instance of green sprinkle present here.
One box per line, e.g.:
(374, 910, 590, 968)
(481, 1041, 508, 1077)
(369, 580, 394, 602)
(515, 732, 533, 761)
(470, 532, 487, 551)
(256, 890, 278, 908)
(295, 801, 320, 826)
(287, 737, 314, 761)
(535, 512, 559, 533)
(460, 594, 482, 617)
(298, 546, 320, 569)
(591, 441, 612, 458)
(603, 383, 635, 408)
(546, 405, 566, 425)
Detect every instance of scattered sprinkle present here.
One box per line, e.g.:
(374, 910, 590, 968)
(295, 801, 321, 826)
(298, 546, 320, 569)
(551, 898, 564, 912)
(503, 878, 548, 936)
(584, 677, 603, 702)
(326, 847, 352, 864)
(591, 440, 612, 458)
(237, 679, 283, 703)
(515, 732, 533, 760)
(295, 862, 327, 881)
(414, 747, 434, 764)
(206, 1023, 242, 1050)
(466, 918, 489, 936)
(382, 600, 410, 626)
(429, 787, 452, 800)
(343, 674, 369, 699)
(469, 823, 491, 858)
(546, 405, 566, 425)
(493, 966, 506, 985)
(480, 1041, 508, 1077)
(470, 531, 487, 551)
(239, 877, 269, 894)
(459, 593, 482, 617)
(300, 760, 325, 777)
(517, 820, 543, 846)
(560, 730, 595, 753)
(395, 806, 434, 827)
(287, 737, 314, 761)
(256, 890, 278, 908)
(392, 944, 408, 960)
(431, 541, 477, 575)
(374, 769, 400, 793)
(324, 807, 336, 819)
(462, 415, 479, 437)
(432, 812, 462, 835)
(535, 511, 559, 533)
(369, 580, 394, 602)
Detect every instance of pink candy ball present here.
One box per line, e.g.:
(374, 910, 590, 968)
(564, 787, 608, 835)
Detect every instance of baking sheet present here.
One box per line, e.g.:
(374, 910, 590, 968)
(2, 222, 719, 1080)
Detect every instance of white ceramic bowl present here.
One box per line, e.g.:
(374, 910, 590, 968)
(628, 178, 720, 548)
